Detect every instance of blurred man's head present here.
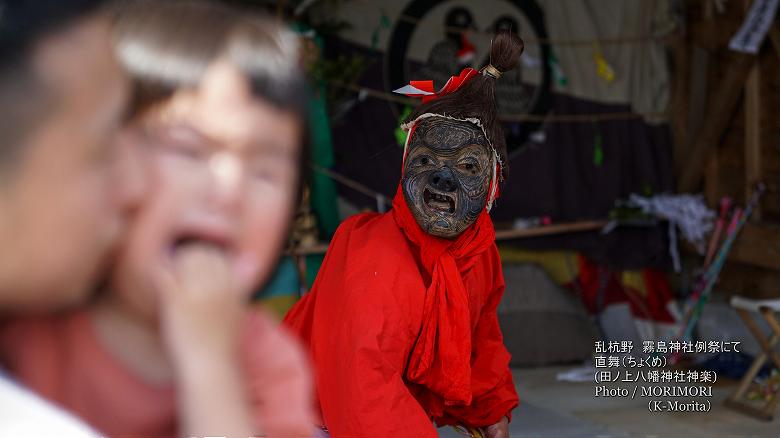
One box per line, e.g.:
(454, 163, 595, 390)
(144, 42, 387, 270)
(0, 1, 146, 311)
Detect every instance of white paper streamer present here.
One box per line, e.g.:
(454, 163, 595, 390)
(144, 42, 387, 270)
(629, 194, 716, 252)
(728, 0, 780, 54)
(629, 194, 716, 272)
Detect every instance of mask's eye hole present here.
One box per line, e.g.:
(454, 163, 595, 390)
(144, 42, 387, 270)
(416, 155, 433, 167)
(458, 162, 478, 175)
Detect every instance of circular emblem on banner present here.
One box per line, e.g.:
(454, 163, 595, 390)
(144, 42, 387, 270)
(387, 0, 552, 152)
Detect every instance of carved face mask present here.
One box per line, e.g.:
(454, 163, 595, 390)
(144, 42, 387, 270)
(402, 117, 493, 239)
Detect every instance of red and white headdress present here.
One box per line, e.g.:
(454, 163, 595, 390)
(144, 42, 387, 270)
(394, 67, 503, 212)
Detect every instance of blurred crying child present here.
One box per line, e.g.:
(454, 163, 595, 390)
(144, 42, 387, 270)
(0, 1, 316, 437)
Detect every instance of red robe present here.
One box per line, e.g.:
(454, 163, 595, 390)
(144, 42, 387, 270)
(284, 186, 518, 437)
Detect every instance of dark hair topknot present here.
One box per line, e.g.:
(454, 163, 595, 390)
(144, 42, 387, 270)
(406, 30, 524, 180)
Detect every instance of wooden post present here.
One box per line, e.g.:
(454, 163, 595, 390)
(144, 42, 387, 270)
(705, 149, 720, 206)
(769, 24, 780, 59)
(671, 12, 690, 168)
(745, 61, 762, 219)
(677, 53, 755, 192)
(689, 45, 717, 204)
(698, 1, 718, 204)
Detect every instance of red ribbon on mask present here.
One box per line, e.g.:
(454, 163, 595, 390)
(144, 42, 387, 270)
(393, 67, 478, 103)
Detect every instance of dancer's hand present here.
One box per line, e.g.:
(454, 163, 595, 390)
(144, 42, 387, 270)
(484, 417, 509, 438)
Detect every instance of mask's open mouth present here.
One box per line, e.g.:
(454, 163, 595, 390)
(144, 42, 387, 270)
(424, 188, 455, 214)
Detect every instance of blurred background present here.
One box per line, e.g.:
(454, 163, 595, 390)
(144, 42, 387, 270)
(221, 0, 780, 436)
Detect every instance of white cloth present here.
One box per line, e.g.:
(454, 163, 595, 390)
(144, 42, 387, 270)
(539, 0, 672, 122)
(0, 373, 98, 437)
(729, 0, 780, 54)
(330, 0, 674, 124)
(730, 296, 780, 313)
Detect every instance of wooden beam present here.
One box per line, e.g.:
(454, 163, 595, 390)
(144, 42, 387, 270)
(287, 221, 611, 255)
(725, 222, 780, 270)
(494, 221, 608, 240)
(677, 53, 755, 192)
(713, 262, 780, 299)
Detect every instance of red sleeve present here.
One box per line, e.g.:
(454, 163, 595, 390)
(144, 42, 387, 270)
(0, 317, 63, 399)
(0, 320, 16, 366)
(0, 318, 51, 373)
(312, 284, 438, 438)
(0, 318, 30, 359)
(440, 253, 518, 428)
(241, 310, 315, 437)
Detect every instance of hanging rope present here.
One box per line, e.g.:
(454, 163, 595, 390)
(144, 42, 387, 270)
(394, 14, 669, 46)
(309, 163, 389, 211)
(330, 80, 668, 123)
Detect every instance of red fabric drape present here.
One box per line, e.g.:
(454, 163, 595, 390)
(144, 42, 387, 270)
(392, 186, 496, 406)
(284, 186, 518, 437)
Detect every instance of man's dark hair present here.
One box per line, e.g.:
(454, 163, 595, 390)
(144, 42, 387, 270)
(0, 0, 106, 168)
(0, 1, 106, 68)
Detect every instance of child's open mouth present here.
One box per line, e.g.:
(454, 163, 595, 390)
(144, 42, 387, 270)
(172, 235, 227, 251)
(169, 228, 235, 258)
(423, 188, 455, 214)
